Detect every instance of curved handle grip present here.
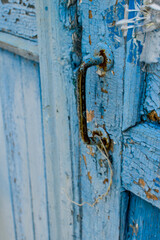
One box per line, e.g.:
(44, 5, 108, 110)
(77, 56, 104, 145)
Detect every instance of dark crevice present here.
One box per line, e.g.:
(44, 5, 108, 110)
(123, 192, 132, 240)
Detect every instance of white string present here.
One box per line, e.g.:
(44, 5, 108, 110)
(64, 135, 113, 207)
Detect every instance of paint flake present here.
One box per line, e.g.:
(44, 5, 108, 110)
(86, 110, 94, 123)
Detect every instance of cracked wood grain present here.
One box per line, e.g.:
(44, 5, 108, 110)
(122, 123, 160, 209)
(0, 0, 37, 41)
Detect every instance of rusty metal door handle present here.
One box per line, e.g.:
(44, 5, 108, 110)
(77, 43, 113, 146)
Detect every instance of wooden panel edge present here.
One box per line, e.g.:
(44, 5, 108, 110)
(0, 32, 39, 62)
(122, 123, 160, 208)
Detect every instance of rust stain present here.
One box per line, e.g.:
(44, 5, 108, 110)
(138, 178, 145, 188)
(103, 178, 109, 184)
(101, 88, 108, 94)
(99, 49, 109, 72)
(89, 10, 93, 19)
(89, 35, 92, 45)
(99, 159, 103, 167)
(87, 145, 95, 157)
(130, 221, 138, 236)
(86, 110, 94, 123)
(82, 154, 87, 168)
(145, 189, 158, 201)
(89, 0, 92, 2)
(112, 20, 116, 26)
(148, 110, 160, 122)
(110, 139, 114, 153)
(134, 178, 146, 189)
(111, 70, 115, 75)
(154, 189, 159, 193)
(115, 0, 118, 5)
(87, 171, 92, 184)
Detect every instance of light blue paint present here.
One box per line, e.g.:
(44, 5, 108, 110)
(0, 0, 160, 239)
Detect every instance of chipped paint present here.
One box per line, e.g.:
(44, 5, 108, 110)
(103, 178, 109, 184)
(87, 145, 95, 157)
(130, 221, 138, 236)
(101, 88, 108, 94)
(134, 178, 146, 189)
(89, 10, 93, 19)
(0, 0, 37, 40)
(138, 178, 146, 188)
(86, 110, 94, 123)
(99, 159, 103, 167)
(87, 171, 92, 184)
(154, 189, 159, 193)
(82, 154, 87, 168)
(145, 189, 158, 200)
(89, 35, 92, 45)
(148, 110, 160, 122)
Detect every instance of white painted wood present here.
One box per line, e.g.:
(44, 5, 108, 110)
(0, 32, 39, 62)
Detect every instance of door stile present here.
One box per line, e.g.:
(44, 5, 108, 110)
(35, 0, 82, 239)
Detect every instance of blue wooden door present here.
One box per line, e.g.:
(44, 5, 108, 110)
(0, 0, 160, 239)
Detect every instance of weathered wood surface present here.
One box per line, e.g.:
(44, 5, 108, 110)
(0, 0, 37, 41)
(0, 49, 49, 240)
(0, 32, 39, 61)
(79, 1, 125, 239)
(36, 0, 125, 239)
(122, 123, 160, 209)
(124, 193, 160, 240)
(36, 1, 78, 239)
(143, 63, 160, 119)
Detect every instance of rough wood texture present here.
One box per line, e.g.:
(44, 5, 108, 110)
(122, 123, 160, 209)
(0, 0, 37, 41)
(0, 49, 49, 240)
(124, 193, 160, 240)
(36, 1, 79, 239)
(0, 32, 39, 62)
(143, 63, 160, 119)
(36, 0, 125, 239)
(79, 1, 125, 239)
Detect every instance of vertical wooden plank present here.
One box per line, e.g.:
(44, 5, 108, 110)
(19, 60, 49, 240)
(0, 49, 35, 240)
(0, 49, 49, 240)
(124, 193, 160, 240)
(36, 1, 81, 239)
(79, 1, 125, 239)
(0, 84, 16, 240)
